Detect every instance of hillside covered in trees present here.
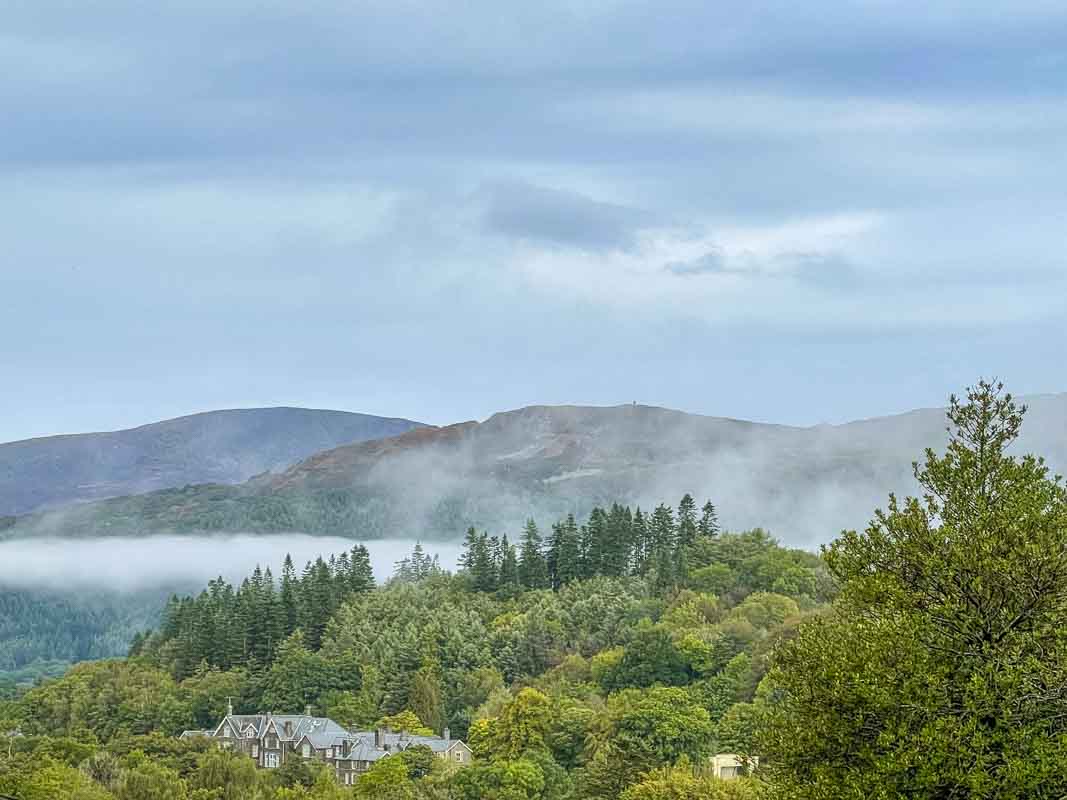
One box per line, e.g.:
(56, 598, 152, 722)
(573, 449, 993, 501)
(1, 492, 822, 799)
(4, 383, 1066, 799)
(0, 590, 169, 686)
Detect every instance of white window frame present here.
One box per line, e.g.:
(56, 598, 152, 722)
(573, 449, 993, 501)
(265, 752, 279, 768)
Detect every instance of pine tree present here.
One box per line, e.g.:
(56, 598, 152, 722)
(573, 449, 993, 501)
(349, 545, 375, 593)
(583, 507, 608, 578)
(470, 533, 498, 592)
(546, 521, 564, 589)
(603, 503, 633, 577)
(261, 567, 283, 664)
(393, 556, 414, 583)
(460, 527, 480, 571)
(677, 494, 698, 550)
(649, 504, 676, 551)
(630, 507, 649, 575)
(556, 514, 582, 586)
(518, 519, 549, 589)
(411, 542, 429, 579)
(698, 501, 720, 538)
(280, 554, 299, 637)
(499, 535, 519, 588)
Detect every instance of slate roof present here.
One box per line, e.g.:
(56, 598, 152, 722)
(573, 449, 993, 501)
(337, 739, 391, 763)
(210, 712, 465, 762)
(351, 730, 463, 754)
(218, 714, 352, 748)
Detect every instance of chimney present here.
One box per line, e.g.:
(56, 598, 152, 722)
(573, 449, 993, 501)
(443, 727, 450, 745)
(375, 728, 384, 749)
(305, 704, 312, 717)
(226, 697, 233, 717)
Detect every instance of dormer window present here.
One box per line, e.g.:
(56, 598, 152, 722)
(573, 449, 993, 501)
(302, 742, 311, 758)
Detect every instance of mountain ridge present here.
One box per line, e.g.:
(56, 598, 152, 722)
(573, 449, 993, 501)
(4, 394, 1066, 548)
(0, 407, 425, 516)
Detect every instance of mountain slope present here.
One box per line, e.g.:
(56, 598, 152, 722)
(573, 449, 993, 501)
(0, 408, 424, 516)
(5, 395, 1066, 547)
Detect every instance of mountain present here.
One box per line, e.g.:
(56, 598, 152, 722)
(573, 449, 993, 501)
(4, 395, 1066, 548)
(0, 408, 424, 516)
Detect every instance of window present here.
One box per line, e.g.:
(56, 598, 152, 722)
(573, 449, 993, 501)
(345, 773, 352, 785)
(302, 743, 311, 758)
(265, 753, 279, 768)
(252, 744, 259, 758)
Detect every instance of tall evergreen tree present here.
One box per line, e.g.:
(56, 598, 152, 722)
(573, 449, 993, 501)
(698, 501, 720, 539)
(498, 535, 519, 589)
(280, 554, 299, 637)
(603, 503, 634, 577)
(460, 527, 480, 571)
(546, 521, 564, 589)
(469, 533, 498, 593)
(556, 514, 583, 586)
(630, 507, 649, 575)
(349, 545, 375, 593)
(518, 519, 549, 589)
(676, 494, 698, 550)
(582, 507, 609, 578)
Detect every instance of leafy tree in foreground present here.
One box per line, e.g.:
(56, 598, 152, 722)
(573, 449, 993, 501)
(619, 759, 763, 800)
(762, 381, 1067, 799)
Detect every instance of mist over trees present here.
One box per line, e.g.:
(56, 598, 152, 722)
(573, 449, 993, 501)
(2, 489, 823, 799)
(3, 383, 1066, 799)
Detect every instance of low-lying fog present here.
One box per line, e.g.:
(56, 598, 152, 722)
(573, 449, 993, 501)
(0, 535, 464, 593)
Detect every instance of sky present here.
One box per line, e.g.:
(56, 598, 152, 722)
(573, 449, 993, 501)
(3, 1, 1066, 443)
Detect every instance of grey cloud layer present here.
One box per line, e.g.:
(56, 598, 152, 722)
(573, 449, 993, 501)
(2, 0, 1066, 442)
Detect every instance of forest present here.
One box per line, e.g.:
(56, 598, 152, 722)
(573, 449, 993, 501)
(3, 383, 1067, 799)
(0, 590, 167, 684)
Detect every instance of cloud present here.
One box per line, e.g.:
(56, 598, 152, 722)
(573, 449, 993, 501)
(663, 249, 860, 290)
(2, 0, 1067, 443)
(0, 535, 464, 592)
(481, 181, 652, 251)
(664, 249, 727, 276)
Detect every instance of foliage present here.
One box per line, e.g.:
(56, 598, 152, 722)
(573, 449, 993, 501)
(0, 589, 166, 678)
(5, 491, 829, 799)
(762, 382, 1067, 798)
(619, 760, 763, 800)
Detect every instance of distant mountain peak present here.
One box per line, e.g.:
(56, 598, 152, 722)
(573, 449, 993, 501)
(0, 408, 425, 516)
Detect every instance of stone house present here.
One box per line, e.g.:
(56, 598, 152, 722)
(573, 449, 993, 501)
(186, 704, 472, 785)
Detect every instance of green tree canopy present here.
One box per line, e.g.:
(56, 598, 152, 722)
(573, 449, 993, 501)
(762, 382, 1067, 799)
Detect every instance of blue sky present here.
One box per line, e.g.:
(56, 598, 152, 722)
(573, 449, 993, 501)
(3, 1, 1065, 442)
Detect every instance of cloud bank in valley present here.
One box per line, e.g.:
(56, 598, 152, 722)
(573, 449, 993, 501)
(0, 535, 464, 593)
